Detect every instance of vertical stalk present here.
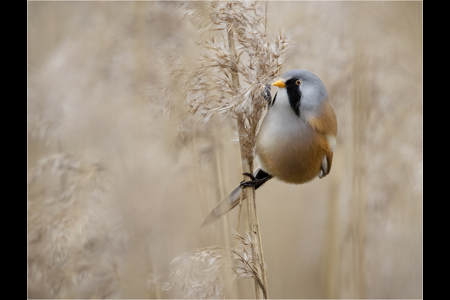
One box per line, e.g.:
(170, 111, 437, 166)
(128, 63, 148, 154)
(237, 121, 267, 299)
(324, 174, 340, 298)
(350, 49, 367, 299)
(227, 18, 268, 299)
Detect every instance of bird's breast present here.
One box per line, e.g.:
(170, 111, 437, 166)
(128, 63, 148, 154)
(256, 104, 325, 184)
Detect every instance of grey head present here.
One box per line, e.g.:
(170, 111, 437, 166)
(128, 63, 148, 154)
(279, 69, 328, 117)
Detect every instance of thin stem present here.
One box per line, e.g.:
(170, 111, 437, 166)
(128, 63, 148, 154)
(227, 16, 268, 298)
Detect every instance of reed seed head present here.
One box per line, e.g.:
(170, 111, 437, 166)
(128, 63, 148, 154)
(184, 0, 289, 160)
(164, 230, 266, 298)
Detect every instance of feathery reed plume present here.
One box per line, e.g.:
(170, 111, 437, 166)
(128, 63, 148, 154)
(181, 1, 289, 298)
(27, 153, 124, 298)
(163, 247, 228, 299)
(164, 230, 267, 299)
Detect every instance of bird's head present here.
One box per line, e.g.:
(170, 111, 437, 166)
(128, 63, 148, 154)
(272, 69, 328, 117)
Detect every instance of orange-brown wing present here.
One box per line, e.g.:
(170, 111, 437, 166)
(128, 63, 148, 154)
(307, 99, 337, 178)
(307, 99, 338, 137)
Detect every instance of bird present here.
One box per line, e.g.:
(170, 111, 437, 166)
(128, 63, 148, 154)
(201, 69, 337, 226)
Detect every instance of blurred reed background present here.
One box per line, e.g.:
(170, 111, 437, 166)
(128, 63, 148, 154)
(27, 1, 422, 299)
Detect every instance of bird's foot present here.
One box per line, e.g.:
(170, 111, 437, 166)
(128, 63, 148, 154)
(240, 172, 262, 188)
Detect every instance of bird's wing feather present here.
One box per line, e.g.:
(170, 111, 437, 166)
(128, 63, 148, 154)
(307, 99, 337, 178)
(307, 99, 337, 136)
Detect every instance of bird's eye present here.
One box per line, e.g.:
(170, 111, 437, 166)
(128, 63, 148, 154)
(295, 79, 302, 85)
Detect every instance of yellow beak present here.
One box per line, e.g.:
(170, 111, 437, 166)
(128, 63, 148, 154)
(271, 79, 286, 88)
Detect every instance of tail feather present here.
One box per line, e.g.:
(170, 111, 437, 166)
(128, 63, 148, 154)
(201, 185, 243, 227)
(201, 168, 272, 226)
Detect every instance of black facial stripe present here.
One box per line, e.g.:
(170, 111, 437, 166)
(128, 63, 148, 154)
(285, 78, 302, 117)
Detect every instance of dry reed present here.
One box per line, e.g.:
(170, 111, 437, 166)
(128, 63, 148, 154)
(27, 153, 123, 298)
(165, 0, 288, 298)
(27, 1, 422, 298)
(163, 230, 264, 299)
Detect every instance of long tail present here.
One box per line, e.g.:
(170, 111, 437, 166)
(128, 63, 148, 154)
(201, 168, 272, 226)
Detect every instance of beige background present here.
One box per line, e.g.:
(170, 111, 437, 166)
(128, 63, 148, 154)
(28, 1, 422, 299)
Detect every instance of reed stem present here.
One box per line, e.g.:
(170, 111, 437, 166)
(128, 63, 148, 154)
(228, 19, 268, 299)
